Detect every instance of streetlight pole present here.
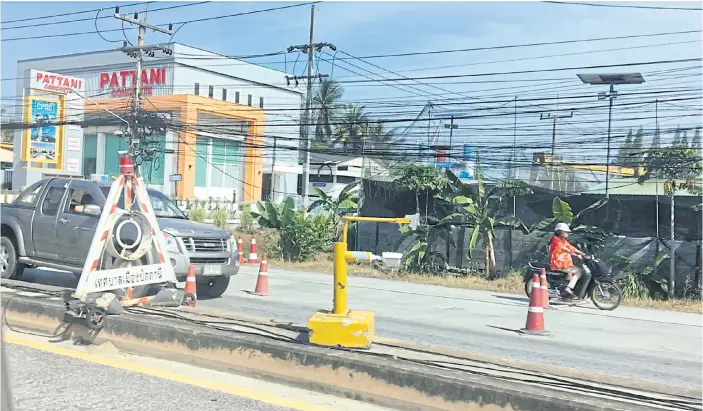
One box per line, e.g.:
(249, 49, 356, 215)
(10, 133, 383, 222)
(604, 84, 615, 199)
(576, 72, 645, 227)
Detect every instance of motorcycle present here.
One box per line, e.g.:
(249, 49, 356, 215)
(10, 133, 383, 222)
(524, 253, 623, 311)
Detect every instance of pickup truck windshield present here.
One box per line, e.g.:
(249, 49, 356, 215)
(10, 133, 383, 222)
(99, 186, 188, 219)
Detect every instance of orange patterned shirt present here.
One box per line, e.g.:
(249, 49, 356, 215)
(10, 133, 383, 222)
(549, 236, 578, 270)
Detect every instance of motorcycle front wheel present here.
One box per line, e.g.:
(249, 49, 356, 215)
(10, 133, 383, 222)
(589, 279, 622, 311)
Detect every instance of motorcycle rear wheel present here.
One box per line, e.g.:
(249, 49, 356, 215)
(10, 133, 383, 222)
(589, 280, 622, 311)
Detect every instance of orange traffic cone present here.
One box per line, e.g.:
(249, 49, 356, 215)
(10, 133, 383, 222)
(183, 266, 197, 307)
(252, 253, 269, 296)
(237, 236, 244, 266)
(540, 268, 550, 309)
(519, 273, 550, 336)
(248, 238, 259, 264)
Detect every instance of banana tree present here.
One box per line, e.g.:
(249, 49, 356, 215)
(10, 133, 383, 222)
(532, 196, 610, 255)
(444, 165, 531, 279)
(250, 196, 296, 230)
(395, 213, 461, 273)
(307, 181, 359, 241)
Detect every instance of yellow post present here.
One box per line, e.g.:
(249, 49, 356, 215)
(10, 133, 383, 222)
(332, 242, 348, 315)
(307, 215, 411, 349)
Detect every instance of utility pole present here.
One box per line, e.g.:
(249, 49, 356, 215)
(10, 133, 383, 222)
(443, 116, 458, 162)
(539, 104, 573, 191)
(270, 136, 277, 201)
(512, 96, 518, 215)
(286, 5, 335, 208)
(114, 5, 173, 171)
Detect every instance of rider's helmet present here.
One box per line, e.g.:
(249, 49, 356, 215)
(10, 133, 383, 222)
(555, 223, 571, 235)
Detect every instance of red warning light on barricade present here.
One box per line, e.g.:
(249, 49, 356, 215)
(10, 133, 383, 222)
(119, 155, 134, 175)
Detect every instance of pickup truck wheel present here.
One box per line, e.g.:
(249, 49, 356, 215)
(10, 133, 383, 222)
(0, 237, 24, 279)
(197, 276, 230, 299)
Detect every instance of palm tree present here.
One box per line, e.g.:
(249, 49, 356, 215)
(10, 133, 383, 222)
(312, 79, 343, 146)
(364, 120, 398, 151)
(333, 104, 368, 152)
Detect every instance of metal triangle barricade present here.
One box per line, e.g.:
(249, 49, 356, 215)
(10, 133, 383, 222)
(73, 155, 177, 305)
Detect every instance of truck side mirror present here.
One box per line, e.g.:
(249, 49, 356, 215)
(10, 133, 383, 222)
(83, 204, 102, 216)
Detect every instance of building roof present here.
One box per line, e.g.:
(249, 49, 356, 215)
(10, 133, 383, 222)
(582, 178, 701, 196)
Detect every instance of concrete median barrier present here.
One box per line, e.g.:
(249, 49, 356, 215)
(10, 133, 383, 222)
(1, 282, 699, 411)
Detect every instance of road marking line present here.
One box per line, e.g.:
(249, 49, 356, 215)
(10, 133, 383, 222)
(4, 334, 335, 411)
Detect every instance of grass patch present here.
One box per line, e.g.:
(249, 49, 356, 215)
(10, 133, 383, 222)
(263, 253, 702, 314)
(230, 229, 701, 314)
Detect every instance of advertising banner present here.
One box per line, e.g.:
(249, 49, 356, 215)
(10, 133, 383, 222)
(23, 97, 63, 164)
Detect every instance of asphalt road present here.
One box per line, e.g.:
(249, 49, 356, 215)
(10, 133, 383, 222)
(18, 266, 703, 391)
(2, 330, 391, 411)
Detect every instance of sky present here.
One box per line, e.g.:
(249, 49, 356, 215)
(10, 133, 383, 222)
(1, 1, 701, 178)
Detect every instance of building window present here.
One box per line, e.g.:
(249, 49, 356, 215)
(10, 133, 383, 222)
(247, 94, 252, 106)
(309, 174, 333, 183)
(336, 175, 356, 184)
(194, 82, 200, 95)
(83, 135, 97, 177)
(208, 85, 214, 98)
(194, 136, 240, 189)
(104, 134, 164, 185)
(222, 88, 227, 101)
(259, 97, 264, 108)
(235, 91, 240, 104)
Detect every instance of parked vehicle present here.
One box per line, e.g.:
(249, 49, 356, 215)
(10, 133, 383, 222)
(0, 178, 239, 298)
(524, 253, 622, 311)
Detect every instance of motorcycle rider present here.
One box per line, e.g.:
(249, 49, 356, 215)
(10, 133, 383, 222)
(549, 223, 590, 299)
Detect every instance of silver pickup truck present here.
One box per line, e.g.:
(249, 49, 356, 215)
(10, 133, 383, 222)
(0, 177, 239, 298)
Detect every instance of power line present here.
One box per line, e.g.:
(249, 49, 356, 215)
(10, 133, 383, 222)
(2, 2, 211, 31)
(337, 30, 703, 60)
(0, 1, 149, 25)
(1, 2, 320, 42)
(542, 1, 703, 11)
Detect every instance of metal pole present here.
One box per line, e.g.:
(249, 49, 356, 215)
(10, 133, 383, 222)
(448, 116, 454, 160)
(605, 84, 615, 199)
(512, 96, 517, 216)
(300, 5, 315, 209)
(655, 99, 660, 255)
(270, 136, 276, 201)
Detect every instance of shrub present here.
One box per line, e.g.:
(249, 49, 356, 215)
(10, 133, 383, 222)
(259, 229, 282, 260)
(279, 213, 333, 262)
(239, 203, 255, 233)
(211, 208, 229, 229)
(188, 207, 207, 223)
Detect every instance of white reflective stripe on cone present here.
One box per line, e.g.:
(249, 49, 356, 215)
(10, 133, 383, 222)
(528, 307, 544, 313)
(186, 277, 196, 282)
(249, 254, 258, 259)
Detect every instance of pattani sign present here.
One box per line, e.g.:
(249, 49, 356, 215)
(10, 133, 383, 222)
(99, 67, 168, 97)
(30, 70, 84, 95)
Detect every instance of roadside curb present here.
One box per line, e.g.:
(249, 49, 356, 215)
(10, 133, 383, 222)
(0, 290, 692, 411)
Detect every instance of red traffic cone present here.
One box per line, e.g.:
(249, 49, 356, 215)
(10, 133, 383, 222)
(519, 273, 550, 336)
(540, 268, 550, 309)
(237, 236, 244, 266)
(248, 238, 259, 264)
(183, 265, 197, 307)
(252, 253, 269, 296)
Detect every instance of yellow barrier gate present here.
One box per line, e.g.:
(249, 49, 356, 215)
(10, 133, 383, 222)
(308, 216, 414, 349)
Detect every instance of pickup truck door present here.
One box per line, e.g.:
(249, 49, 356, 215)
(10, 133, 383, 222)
(32, 179, 69, 260)
(55, 181, 104, 264)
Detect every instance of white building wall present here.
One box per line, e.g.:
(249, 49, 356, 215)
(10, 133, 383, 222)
(12, 43, 305, 201)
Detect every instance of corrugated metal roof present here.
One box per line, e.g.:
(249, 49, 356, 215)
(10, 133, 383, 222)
(583, 178, 700, 196)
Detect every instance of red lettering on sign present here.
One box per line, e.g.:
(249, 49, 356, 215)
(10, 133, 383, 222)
(100, 73, 110, 88)
(120, 71, 129, 87)
(99, 67, 168, 91)
(36, 72, 44, 82)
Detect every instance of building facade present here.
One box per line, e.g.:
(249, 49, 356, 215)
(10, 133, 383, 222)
(12, 43, 304, 202)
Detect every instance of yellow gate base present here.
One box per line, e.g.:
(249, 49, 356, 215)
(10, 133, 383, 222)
(308, 310, 375, 349)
